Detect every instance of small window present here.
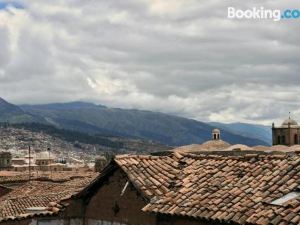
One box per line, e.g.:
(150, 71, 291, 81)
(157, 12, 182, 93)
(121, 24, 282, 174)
(295, 134, 298, 144)
(281, 135, 286, 144)
(271, 192, 300, 206)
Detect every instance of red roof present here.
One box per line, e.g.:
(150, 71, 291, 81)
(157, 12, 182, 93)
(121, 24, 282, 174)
(111, 152, 300, 224)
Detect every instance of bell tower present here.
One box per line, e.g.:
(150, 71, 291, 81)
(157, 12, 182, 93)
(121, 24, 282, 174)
(272, 114, 300, 146)
(212, 128, 220, 140)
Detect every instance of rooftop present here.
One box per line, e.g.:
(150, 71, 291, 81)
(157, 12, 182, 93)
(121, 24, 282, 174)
(282, 118, 298, 126)
(142, 152, 300, 224)
(78, 151, 300, 225)
(0, 171, 96, 184)
(173, 139, 231, 153)
(0, 173, 97, 221)
(274, 116, 300, 128)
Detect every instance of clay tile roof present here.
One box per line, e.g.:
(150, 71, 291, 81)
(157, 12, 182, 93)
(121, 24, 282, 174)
(0, 193, 67, 219)
(270, 145, 291, 151)
(71, 152, 300, 225)
(0, 171, 97, 184)
(135, 152, 300, 225)
(0, 175, 97, 221)
(114, 154, 179, 199)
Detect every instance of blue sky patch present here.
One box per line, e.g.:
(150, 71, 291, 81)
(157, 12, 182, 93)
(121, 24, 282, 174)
(0, 1, 24, 10)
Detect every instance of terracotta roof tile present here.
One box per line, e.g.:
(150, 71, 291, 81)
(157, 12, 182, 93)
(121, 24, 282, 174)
(0, 193, 67, 218)
(114, 155, 179, 199)
(114, 152, 300, 225)
(0, 174, 96, 221)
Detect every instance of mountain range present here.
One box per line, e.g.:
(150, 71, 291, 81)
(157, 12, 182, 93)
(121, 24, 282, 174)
(0, 97, 271, 146)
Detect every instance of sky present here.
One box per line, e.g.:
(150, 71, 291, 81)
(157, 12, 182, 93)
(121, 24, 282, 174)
(0, 0, 300, 125)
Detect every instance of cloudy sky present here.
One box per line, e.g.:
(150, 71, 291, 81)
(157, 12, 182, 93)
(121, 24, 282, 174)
(0, 0, 300, 125)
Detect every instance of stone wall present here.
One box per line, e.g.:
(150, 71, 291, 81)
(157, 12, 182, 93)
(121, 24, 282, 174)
(272, 127, 300, 146)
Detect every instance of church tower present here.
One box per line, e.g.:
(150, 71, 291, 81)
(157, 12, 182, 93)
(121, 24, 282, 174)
(212, 128, 220, 140)
(272, 114, 300, 146)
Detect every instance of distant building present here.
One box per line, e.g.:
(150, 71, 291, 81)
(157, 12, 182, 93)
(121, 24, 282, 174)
(212, 128, 220, 140)
(0, 152, 12, 169)
(49, 163, 67, 172)
(11, 158, 26, 166)
(24, 154, 35, 165)
(35, 151, 55, 171)
(272, 116, 300, 146)
(13, 164, 37, 172)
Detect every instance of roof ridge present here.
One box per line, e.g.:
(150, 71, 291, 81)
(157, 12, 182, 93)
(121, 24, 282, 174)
(115, 154, 166, 160)
(178, 152, 291, 160)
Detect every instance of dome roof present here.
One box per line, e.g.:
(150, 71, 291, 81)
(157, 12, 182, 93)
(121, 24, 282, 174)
(200, 140, 230, 150)
(172, 140, 230, 153)
(212, 128, 220, 133)
(282, 118, 298, 126)
(226, 144, 252, 151)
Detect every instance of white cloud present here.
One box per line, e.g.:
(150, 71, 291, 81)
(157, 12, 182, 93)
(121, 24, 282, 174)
(0, 0, 300, 125)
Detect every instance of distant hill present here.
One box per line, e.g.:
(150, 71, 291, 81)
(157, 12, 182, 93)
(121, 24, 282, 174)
(19, 101, 270, 146)
(0, 98, 271, 146)
(209, 122, 272, 145)
(24, 101, 107, 110)
(0, 97, 41, 123)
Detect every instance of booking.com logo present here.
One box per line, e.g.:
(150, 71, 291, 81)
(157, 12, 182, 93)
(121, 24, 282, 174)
(228, 7, 300, 21)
